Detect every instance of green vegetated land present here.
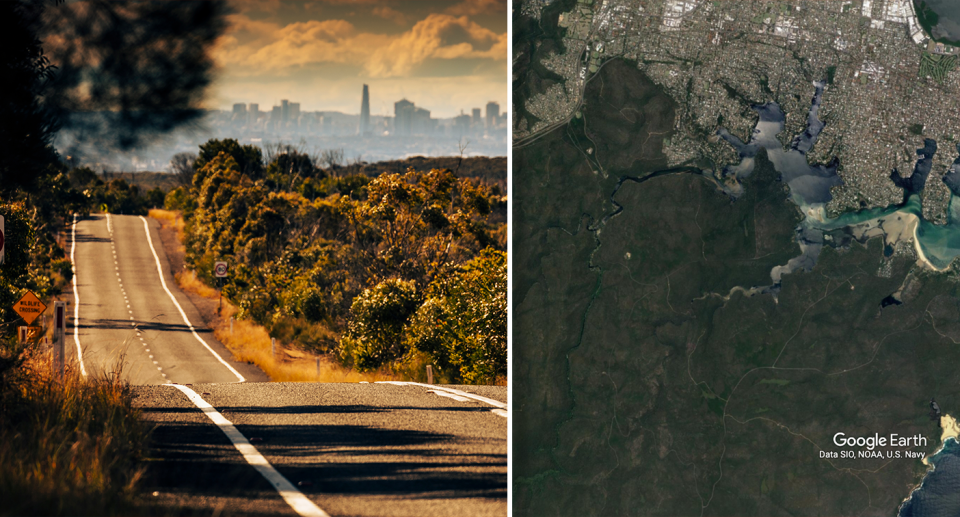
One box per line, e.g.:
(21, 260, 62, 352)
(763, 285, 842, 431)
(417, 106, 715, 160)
(919, 50, 959, 84)
(513, 54, 956, 515)
(166, 141, 507, 384)
(512, 0, 578, 132)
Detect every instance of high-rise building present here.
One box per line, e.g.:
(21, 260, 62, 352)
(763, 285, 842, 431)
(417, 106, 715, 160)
(281, 99, 290, 124)
(359, 84, 371, 136)
(455, 111, 472, 135)
(486, 101, 500, 128)
(248, 103, 259, 125)
(232, 103, 247, 119)
(393, 99, 435, 135)
(290, 102, 300, 125)
(394, 99, 415, 135)
(271, 105, 282, 126)
(412, 107, 434, 134)
(472, 108, 482, 127)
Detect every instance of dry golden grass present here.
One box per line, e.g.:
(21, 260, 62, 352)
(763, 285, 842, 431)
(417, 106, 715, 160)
(0, 347, 146, 515)
(148, 209, 186, 251)
(210, 302, 397, 382)
(175, 269, 220, 299)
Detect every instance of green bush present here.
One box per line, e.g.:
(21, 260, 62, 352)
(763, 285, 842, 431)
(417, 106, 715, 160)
(340, 279, 419, 371)
(164, 186, 197, 217)
(406, 248, 506, 384)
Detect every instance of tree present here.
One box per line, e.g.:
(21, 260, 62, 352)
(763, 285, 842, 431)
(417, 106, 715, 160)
(0, 1, 60, 195)
(193, 139, 263, 189)
(406, 249, 506, 384)
(345, 167, 497, 289)
(319, 148, 345, 177)
(339, 279, 419, 371)
(170, 152, 197, 187)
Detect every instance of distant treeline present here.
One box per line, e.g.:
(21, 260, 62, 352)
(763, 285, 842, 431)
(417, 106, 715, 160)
(345, 156, 506, 191)
(97, 155, 506, 193)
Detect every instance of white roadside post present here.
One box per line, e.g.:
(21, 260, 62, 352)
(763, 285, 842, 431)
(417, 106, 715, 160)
(53, 301, 67, 377)
(426, 364, 434, 384)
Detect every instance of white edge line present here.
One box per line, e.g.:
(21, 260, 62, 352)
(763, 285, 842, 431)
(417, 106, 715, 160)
(71, 213, 87, 377)
(139, 216, 245, 382)
(169, 384, 330, 517)
(376, 381, 508, 410)
(426, 390, 472, 403)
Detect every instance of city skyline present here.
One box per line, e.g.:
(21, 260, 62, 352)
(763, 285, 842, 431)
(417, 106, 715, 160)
(226, 88, 505, 136)
(209, 0, 507, 119)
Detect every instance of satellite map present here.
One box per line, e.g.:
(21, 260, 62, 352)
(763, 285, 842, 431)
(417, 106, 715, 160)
(512, 0, 960, 514)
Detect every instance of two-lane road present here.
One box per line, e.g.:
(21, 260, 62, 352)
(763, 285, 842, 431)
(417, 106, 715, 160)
(69, 213, 507, 516)
(135, 382, 507, 516)
(70, 213, 266, 383)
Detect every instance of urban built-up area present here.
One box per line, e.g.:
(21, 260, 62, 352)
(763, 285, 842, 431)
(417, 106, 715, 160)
(62, 84, 507, 172)
(516, 0, 960, 223)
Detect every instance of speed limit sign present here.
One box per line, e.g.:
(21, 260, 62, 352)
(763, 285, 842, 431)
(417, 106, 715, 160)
(214, 261, 228, 278)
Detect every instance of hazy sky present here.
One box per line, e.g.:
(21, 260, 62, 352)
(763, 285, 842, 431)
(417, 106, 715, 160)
(211, 0, 507, 118)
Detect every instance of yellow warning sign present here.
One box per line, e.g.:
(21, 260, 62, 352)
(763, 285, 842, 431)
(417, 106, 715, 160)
(13, 291, 46, 325)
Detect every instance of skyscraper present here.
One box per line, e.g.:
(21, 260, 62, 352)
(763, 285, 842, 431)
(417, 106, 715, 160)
(455, 111, 472, 135)
(290, 102, 300, 125)
(486, 101, 500, 128)
(281, 99, 290, 124)
(394, 99, 415, 135)
(472, 108, 482, 127)
(360, 84, 371, 136)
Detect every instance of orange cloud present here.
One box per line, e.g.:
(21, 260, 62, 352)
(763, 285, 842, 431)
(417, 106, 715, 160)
(365, 14, 505, 78)
(214, 12, 505, 78)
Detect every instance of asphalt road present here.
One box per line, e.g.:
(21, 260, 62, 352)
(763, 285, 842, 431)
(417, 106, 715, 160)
(70, 214, 508, 516)
(135, 382, 507, 516)
(70, 213, 266, 384)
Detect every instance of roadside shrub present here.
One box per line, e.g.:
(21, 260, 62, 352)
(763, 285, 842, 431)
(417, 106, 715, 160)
(339, 279, 419, 370)
(406, 248, 506, 384)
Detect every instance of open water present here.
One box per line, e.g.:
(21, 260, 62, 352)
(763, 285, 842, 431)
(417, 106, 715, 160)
(899, 438, 960, 517)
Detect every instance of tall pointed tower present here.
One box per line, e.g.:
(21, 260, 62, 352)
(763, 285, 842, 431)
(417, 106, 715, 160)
(360, 84, 371, 136)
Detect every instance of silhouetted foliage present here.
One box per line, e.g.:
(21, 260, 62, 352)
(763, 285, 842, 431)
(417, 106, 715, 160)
(0, 0, 60, 194)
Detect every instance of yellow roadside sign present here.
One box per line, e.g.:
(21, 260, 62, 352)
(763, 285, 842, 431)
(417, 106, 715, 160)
(13, 291, 46, 325)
